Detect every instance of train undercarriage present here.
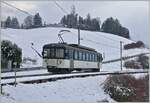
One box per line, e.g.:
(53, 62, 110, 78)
(47, 67, 100, 74)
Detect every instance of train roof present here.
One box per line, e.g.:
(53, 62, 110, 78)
(43, 43, 96, 52)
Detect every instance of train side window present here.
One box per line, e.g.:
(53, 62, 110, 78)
(69, 49, 73, 59)
(90, 54, 92, 61)
(85, 52, 87, 61)
(88, 53, 90, 61)
(79, 52, 82, 60)
(82, 52, 84, 60)
(86, 53, 88, 61)
(91, 54, 93, 61)
(89, 54, 91, 61)
(50, 48, 55, 58)
(65, 49, 69, 59)
(74, 50, 78, 60)
(83, 52, 86, 61)
(94, 54, 96, 62)
(95, 55, 97, 62)
(93, 54, 95, 62)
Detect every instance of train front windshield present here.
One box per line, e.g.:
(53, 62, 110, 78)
(43, 48, 64, 59)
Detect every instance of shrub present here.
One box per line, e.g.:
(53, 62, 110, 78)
(124, 60, 142, 69)
(124, 41, 145, 50)
(103, 74, 149, 102)
(124, 54, 149, 69)
(137, 54, 149, 69)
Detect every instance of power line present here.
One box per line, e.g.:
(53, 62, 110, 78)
(63, 30, 120, 50)
(53, 1, 69, 14)
(82, 38, 120, 50)
(2, 1, 33, 16)
(94, 33, 122, 43)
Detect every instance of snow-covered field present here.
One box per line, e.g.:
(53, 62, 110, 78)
(1, 27, 149, 71)
(1, 72, 147, 103)
(1, 76, 115, 103)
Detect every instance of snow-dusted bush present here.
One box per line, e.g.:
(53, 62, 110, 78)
(137, 54, 149, 69)
(103, 74, 149, 102)
(124, 60, 142, 69)
(124, 54, 149, 69)
(124, 41, 145, 50)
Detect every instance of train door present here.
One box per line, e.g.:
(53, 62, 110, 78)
(97, 54, 100, 69)
(69, 49, 74, 70)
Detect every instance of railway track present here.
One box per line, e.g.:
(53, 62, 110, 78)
(2, 71, 86, 79)
(1, 70, 149, 86)
(1, 66, 46, 73)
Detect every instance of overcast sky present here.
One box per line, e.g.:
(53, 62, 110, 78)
(1, 1, 150, 46)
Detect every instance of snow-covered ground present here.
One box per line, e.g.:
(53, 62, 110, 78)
(1, 76, 115, 103)
(1, 72, 147, 103)
(1, 27, 149, 71)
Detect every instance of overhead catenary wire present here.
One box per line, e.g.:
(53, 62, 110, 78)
(70, 31, 120, 50)
(62, 30, 121, 51)
(53, 1, 69, 14)
(83, 38, 120, 50)
(2, 1, 33, 16)
(93, 32, 122, 43)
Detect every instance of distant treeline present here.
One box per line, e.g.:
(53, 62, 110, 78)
(1, 13, 43, 29)
(60, 5, 130, 39)
(1, 5, 130, 39)
(60, 5, 100, 31)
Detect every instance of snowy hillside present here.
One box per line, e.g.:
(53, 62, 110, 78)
(1, 27, 149, 71)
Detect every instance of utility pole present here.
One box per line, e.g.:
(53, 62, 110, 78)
(78, 25, 80, 45)
(78, 16, 80, 45)
(120, 41, 123, 71)
(14, 62, 17, 87)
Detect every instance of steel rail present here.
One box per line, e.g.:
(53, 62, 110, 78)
(1, 70, 149, 86)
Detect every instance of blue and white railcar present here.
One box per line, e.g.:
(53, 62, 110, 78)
(42, 43, 103, 73)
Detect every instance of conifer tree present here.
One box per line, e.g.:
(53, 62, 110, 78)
(5, 16, 11, 28)
(11, 17, 20, 29)
(33, 13, 42, 27)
